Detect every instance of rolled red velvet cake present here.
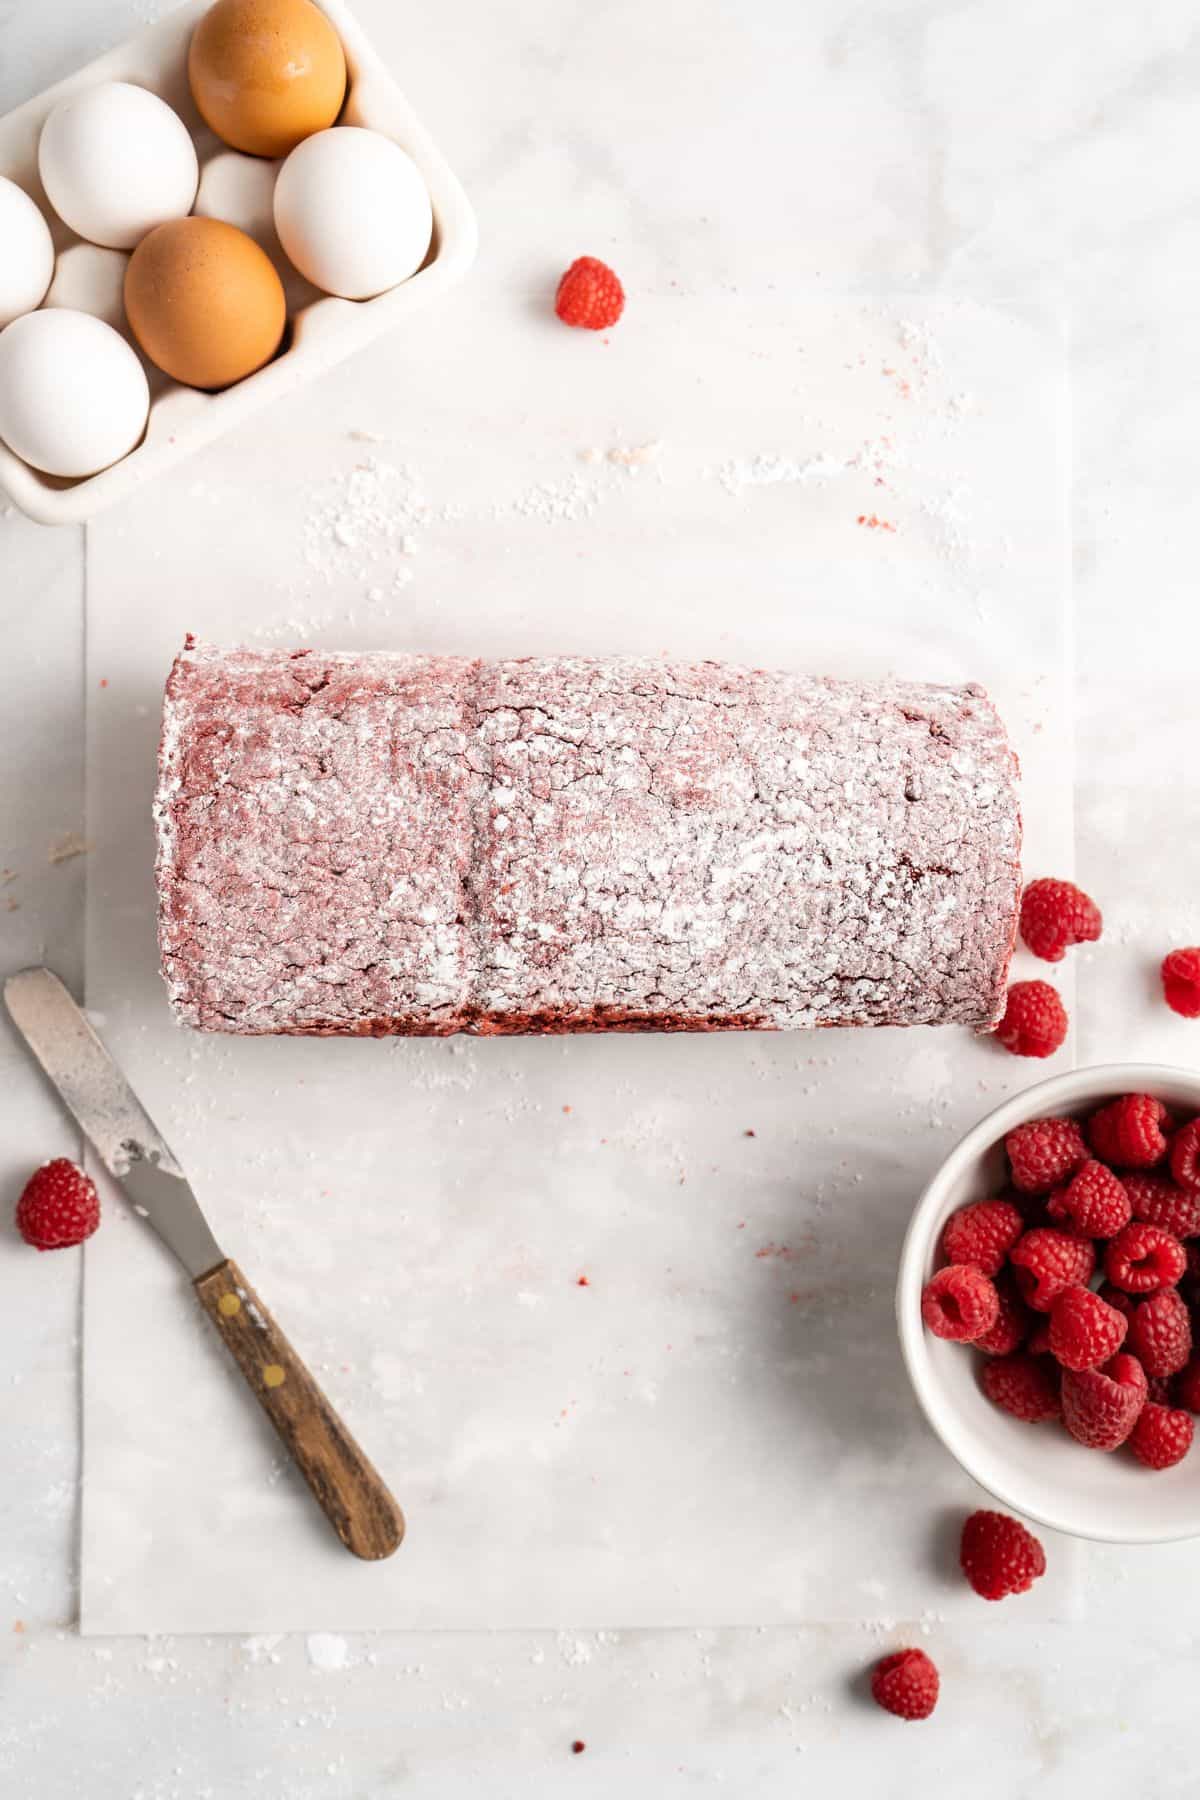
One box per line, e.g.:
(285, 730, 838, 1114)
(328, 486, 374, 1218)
(154, 642, 1021, 1036)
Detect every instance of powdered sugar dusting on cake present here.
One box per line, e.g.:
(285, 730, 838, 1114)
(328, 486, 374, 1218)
(154, 646, 1020, 1037)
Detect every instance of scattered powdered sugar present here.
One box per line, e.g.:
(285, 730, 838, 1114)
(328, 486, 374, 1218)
(494, 471, 607, 524)
(306, 1632, 352, 1672)
(714, 435, 899, 498)
(303, 458, 427, 586)
(715, 451, 845, 496)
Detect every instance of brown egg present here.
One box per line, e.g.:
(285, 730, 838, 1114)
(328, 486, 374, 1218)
(124, 217, 287, 390)
(188, 0, 347, 158)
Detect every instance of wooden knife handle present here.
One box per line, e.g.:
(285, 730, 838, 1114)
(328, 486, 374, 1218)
(194, 1258, 405, 1561)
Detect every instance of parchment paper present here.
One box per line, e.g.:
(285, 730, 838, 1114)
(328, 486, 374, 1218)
(81, 295, 1077, 1631)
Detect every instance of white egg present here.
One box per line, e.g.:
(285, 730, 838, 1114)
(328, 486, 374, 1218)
(195, 150, 281, 248)
(0, 177, 55, 327)
(39, 81, 198, 251)
(274, 127, 432, 301)
(44, 243, 129, 333)
(0, 308, 150, 478)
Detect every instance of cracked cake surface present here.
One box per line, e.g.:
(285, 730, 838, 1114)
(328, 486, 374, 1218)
(154, 642, 1022, 1036)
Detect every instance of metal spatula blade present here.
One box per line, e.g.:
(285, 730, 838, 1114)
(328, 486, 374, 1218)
(5, 966, 223, 1278)
(5, 966, 405, 1560)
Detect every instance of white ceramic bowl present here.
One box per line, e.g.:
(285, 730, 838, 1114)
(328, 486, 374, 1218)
(897, 1063, 1200, 1543)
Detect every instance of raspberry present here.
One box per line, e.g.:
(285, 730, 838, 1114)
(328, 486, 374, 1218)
(959, 1509, 1046, 1600)
(1009, 1228, 1096, 1312)
(1162, 947, 1200, 1018)
(1019, 878, 1102, 963)
(1047, 1286, 1127, 1371)
(1127, 1288, 1192, 1377)
(1124, 1174, 1200, 1240)
(920, 1264, 999, 1342)
(940, 1197, 1024, 1277)
(980, 1351, 1061, 1422)
(1172, 1356, 1200, 1412)
(1147, 1374, 1174, 1404)
(974, 1272, 1031, 1356)
(1103, 1221, 1186, 1294)
(1005, 1117, 1088, 1195)
(1045, 1161, 1130, 1237)
(15, 1159, 100, 1251)
(1061, 1353, 1147, 1450)
(1169, 1119, 1200, 1193)
(995, 981, 1068, 1058)
(870, 1648, 939, 1721)
(1129, 1401, 1195, 1470)
(1087, 1094, 1170, 1170)
(554, 257, 625, 331)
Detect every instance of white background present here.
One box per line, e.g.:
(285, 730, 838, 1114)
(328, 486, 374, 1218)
(3, 0, 1200, 1795)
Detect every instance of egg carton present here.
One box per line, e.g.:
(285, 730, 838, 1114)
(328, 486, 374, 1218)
(0, 0, 476, 526)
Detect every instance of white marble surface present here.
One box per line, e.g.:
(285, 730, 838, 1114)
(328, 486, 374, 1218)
(2, 0, 1200, 1793)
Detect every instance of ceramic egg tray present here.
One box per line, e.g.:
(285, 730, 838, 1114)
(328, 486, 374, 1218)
(0, 0, 476, 526)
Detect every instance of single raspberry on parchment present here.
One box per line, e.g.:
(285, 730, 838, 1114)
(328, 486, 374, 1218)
(960, 1510, 1046, 1600)
(870, 1648, 939, 1720)
(554, 257, 625, 331)
(996, 981, 1068, 1058)
(15, 1159, 100, 1251)
(1162, 947, 1200, 1018)
(1019, 877, 1102, 962)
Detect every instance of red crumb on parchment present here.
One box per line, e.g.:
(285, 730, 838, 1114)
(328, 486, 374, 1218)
(857, 512, 897, 532)
(576, 1275, 590, 1287)
(571, 1740, 586, 1755)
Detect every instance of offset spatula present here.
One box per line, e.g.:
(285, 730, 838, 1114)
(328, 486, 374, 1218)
(5, 966, 405, 1562)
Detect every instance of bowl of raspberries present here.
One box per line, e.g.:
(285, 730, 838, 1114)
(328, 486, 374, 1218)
(898, 1066, 1200, 1542)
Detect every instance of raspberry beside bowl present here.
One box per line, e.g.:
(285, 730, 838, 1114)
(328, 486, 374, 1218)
(897, 1064, 1200, 1544)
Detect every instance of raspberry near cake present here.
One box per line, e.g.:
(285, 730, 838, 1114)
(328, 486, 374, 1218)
(154, 643, 1021, 1036)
